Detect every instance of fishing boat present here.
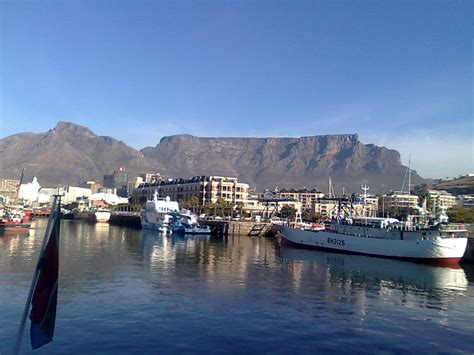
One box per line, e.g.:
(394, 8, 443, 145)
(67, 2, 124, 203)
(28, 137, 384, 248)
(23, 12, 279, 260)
(140, 191, 179, 232)
(280, 216, 468, 266)
(0, 208, 31, 232)
(170, 211, 211, 235)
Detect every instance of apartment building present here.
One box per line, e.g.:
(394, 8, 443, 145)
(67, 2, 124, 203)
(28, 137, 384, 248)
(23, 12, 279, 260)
(278, 188, 325, 211)
(379, 191, 419, 212)
(131, 175, 249, 206)
(426, 190, 457, 212)
(0, 178, 19, 200)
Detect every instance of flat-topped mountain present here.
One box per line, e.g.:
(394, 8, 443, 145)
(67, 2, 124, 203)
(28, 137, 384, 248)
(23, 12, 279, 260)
(0, 122, 425, 193)
(141, 133, 424, 193)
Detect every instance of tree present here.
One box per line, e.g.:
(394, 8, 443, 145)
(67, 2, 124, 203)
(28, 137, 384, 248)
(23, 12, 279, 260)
(302, 210, 321, 222)
(279, 205, 297, 219)
(448, 206, 474, 223)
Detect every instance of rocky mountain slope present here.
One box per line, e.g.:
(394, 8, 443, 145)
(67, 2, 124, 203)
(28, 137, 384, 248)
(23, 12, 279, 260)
(141, 134, 424, 193)
(0, 122, 155, 186)
(0, 122, 425, 193)
(432, 176, 474, 195)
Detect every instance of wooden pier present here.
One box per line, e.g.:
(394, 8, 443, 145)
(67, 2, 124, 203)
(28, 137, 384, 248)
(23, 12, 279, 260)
(203, 220, 279, 237)
(107, 211, 278, 237)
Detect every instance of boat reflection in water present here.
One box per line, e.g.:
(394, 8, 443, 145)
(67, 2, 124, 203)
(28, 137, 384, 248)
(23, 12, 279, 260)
(278, 244, 468, 299)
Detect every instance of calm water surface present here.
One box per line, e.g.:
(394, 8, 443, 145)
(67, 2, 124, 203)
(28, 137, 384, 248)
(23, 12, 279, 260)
(1, 219, 473, 353)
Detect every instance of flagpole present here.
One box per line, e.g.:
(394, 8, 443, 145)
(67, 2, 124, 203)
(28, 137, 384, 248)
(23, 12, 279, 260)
(13, 196, 60, 355)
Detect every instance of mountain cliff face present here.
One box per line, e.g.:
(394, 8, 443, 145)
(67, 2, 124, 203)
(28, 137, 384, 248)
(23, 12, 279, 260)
(141, 134, 424, 193)
(0, 122, 154, 186)
(0, 122, 424, 193)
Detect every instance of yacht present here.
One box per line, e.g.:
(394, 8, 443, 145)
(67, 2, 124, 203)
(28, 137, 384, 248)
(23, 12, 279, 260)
(140, 191, 179, 232)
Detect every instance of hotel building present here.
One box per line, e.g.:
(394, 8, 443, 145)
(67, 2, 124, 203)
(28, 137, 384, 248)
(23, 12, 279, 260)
(131, 176, 249, 206)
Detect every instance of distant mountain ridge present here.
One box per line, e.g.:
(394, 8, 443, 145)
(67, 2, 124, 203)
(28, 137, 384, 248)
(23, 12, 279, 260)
(0, 122, 155, 186)
(0, 121, 425, 193)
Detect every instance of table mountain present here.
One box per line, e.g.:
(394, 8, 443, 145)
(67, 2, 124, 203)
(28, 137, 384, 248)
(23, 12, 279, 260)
(141, 134, 424, 193)
(0, 121, 425, 193)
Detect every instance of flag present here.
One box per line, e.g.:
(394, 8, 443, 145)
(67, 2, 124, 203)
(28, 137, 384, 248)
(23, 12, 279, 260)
(29, 206, 61, 350)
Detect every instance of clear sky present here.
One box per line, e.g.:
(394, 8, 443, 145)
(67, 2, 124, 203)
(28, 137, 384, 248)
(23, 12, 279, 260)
(0, 0, 472, 179)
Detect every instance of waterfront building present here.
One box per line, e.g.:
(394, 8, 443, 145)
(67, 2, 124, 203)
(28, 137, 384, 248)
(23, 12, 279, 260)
(379, 191, 419, 213)
(131, 175, 249, 206)
(278, 188, 325, 211)
(103, 167, 129, 197)
(140, 172, 162, 183)
(458, 195, 474, 209)
(426, 190, 457, 213)
(128, 176, 144, 194)
(313, 199, 339, 219)
(85, 180, 102, 194)
(63, 186, 92, 204)
(313, 195, 378, 220)
(37, 187, 63, 204)
(0, 178, 20, 201)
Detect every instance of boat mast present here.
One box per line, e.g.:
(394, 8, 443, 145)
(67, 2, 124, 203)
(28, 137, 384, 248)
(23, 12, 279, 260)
(407, 155, 411, 196)
(328, 177, 335, 198)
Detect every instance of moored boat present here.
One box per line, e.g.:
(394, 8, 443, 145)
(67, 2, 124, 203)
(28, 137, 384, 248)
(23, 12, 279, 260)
(0, 208, 31, 233)
(95, 209, 111, 223)
(280, 217, 468, 266)
(171, 211, 211, 235)
(140, 191, 179, 232)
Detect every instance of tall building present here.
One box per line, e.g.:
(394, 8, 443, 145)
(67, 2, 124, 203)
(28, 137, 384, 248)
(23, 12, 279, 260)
(103, 167, 129, 197)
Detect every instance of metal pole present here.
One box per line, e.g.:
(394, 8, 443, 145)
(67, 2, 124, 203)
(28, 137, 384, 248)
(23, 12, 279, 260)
(13, 196, 59, 354)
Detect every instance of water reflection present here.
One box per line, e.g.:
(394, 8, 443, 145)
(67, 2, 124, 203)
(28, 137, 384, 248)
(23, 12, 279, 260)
(277, 243, 469, 310)
(1, 220, 474, 353)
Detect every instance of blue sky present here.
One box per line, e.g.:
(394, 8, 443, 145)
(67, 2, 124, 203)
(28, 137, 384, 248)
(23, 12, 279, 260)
(0, 0, 472, 178)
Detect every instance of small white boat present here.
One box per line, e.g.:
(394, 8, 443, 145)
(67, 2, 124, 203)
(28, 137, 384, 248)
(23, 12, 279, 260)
(95, 209, 111, 223)
(171, 211, 211, 235)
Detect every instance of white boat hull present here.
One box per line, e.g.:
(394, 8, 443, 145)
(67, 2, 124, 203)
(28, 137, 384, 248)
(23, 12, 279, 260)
(280, 226, 467, 265)
(95, 211, 111, 223)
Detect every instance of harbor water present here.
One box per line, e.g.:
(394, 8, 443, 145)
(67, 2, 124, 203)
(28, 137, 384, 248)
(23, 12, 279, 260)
(1, 219, 474, 353)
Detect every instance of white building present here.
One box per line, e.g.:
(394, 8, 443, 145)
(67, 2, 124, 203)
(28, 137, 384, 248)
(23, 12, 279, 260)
(63, 186, 92, 204)
(427, 190, 457, 213)
(379, 191, 419, 212)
